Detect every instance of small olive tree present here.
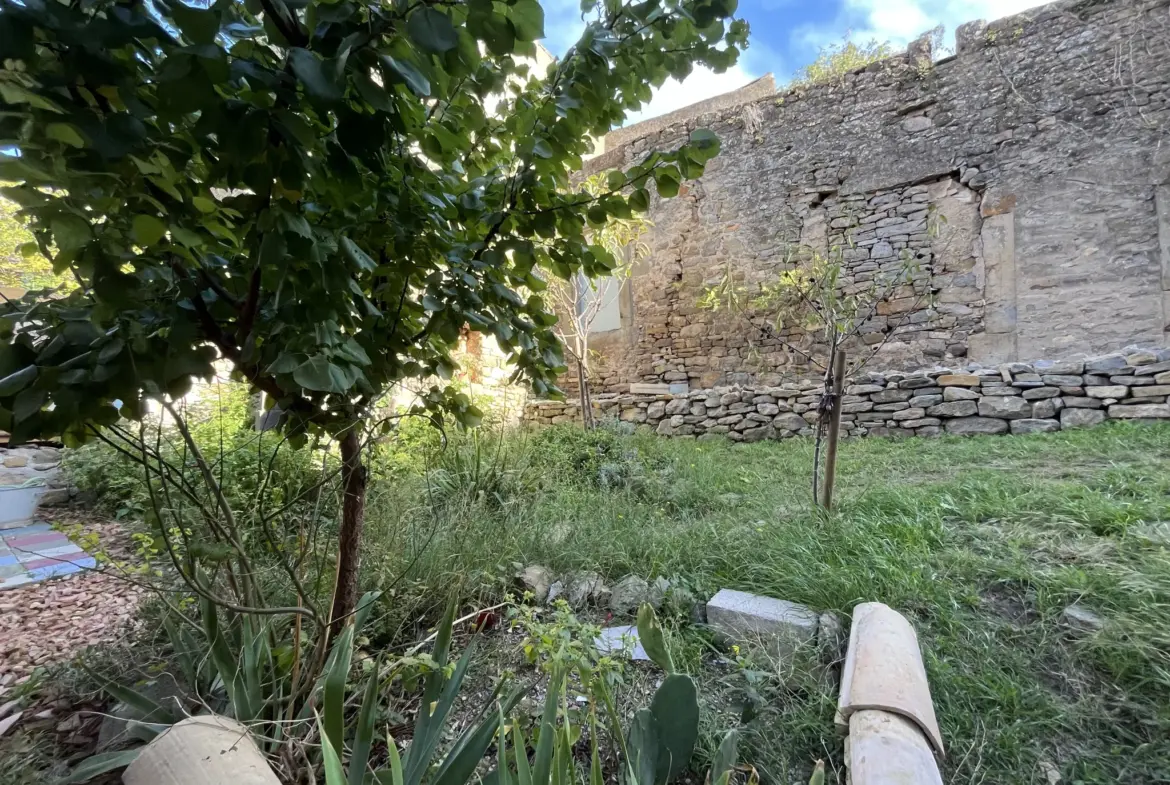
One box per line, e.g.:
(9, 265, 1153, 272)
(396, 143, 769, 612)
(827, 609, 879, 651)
(0, 0, 747, 628)
(700, 219, 939, 505)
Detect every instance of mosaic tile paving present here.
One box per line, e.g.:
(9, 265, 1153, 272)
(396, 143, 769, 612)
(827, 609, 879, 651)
(0, 522, 96, 590)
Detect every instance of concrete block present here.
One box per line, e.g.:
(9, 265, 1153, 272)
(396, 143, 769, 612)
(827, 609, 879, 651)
(706, 589, 818, 655)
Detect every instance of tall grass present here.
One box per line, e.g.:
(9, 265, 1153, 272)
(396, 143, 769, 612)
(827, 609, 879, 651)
(359, 421, 1170, 784)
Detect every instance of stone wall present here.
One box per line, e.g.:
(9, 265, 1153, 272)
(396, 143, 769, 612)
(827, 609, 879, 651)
(523, 349, 1170, 439)
(575, 0, 1170, 394)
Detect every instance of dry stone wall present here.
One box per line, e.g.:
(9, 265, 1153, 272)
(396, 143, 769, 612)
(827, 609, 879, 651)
(574, 0, 1170, 394)
(524, 349, 1170, 439)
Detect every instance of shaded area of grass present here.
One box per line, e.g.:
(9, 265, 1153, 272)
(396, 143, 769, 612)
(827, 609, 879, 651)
(360, 422, 1170, 784)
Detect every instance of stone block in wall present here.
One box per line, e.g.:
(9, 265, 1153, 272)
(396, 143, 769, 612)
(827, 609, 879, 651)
(1132, 386, 1170, 399)
(978, 396, 1031, 419)
(926, 400, 977, 418)
(1087, 386, 1129, 399)
(1041, 375, 1083, 387)
(1111, 375, 1154, 386)
(872, 389, 913, 403)
(1035, 360, 1085, 376)
(1083, 374, 1111, 386)
(1061, 408, 1106, 429)
(1031, 398, 1062, 419)
(942, 387, 980, 402)
(773, 413, 807, 432)
(1085, 354, 1127, 373)
(848, 384, 885, 395)
(909, 394, 942, 408)
(1021, 387, 1060, 400)
(937, 374, 980, 386)
(945, 417, 1009, 435)
(1136, 361, 1170, 376)
(899, 376, 935, 389)
(1063, 397, 1102, 409)
(1010, 419, 1061, 435)
(1108, 404, 1170, 419)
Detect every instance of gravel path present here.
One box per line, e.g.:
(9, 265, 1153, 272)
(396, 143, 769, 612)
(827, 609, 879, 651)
(0, 516, 144, 687)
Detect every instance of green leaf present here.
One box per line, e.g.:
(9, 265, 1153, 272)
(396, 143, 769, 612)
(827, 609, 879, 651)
(50, 215, 92, 252)
(531, 668, 563, 785)
(687, 129, 721, 163)
(711, 730, 738, 785)
(57, 748, 144, 785)
(132, 215, 168, 247)
(293, 355, 352, 393)
(0, 365, 36, 396)
(653, 168, 680, 198)
(408, 8, 459, 53)
(349, 661, 382, 785)
(341, 237, 377, 271)
(629, 188, 650, 212)
(318, 711, 349, 785)
(470, 12, 515, 57)
(323, 624, 356, 764)
(385, 734, 405, 785)
(808, 760, 825, 785)
(192, 196, 217, 214)
(626, 709, 658, 785)
(290, 48, 342, 102)
(605, 170, 626, 191)
(259, 231, 286, 267)
(170, 2, 220, 45)
(508, 0, 544, 42)
(431, 682, 528, 785)
(635, 603, 674, 673)
(382, 56, 431, 97)
(46, 123, 85, 148)
(649, 675, 699, 785)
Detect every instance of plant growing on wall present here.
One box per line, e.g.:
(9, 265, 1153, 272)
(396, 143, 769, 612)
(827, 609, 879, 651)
(699, 215, 941, 507)
(0, 0, 746, 629)
(545, 173, 652, 429)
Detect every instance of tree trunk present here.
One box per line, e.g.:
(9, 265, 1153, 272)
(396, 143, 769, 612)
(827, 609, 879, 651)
(577, 357, 594, 430)
(331, 428, 366, 634)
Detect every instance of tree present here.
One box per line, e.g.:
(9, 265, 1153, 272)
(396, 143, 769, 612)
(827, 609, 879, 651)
(700, 218, 938, 508)
(546, 173, 651, 428)
(0, 0, 747, 628)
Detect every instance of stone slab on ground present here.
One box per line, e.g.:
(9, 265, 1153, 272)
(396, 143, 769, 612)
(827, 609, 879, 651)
(837, 602, 944, 756)
(847, 710, 943, 785)
(0, 522, 96, 590)
(593, 625, 650, 661)
(705, 589, 818, 656)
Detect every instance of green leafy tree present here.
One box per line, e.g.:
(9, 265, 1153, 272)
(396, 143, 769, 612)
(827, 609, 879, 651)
(0, 0, 747, 627)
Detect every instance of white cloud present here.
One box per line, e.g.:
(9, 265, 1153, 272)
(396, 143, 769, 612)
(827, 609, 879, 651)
(621, 64, 758, 126)
(796, 0, 1052, 56)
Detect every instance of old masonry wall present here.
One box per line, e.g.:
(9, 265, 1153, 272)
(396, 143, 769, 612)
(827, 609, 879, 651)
(524, 349, 1170, 439)
(568, 0, 1170, 395)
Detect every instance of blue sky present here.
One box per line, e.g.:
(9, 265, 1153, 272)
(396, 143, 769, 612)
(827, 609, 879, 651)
(541, 0, 1051, 125)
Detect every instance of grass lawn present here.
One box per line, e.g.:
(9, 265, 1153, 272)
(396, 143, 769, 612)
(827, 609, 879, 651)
(359, 421, 1170, 785)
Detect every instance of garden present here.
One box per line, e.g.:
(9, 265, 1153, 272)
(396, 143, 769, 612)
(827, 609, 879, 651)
(1, 390, 1168, 784)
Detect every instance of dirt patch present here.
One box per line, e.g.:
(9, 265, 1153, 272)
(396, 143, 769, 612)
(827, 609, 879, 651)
(0, 514, 144, 686)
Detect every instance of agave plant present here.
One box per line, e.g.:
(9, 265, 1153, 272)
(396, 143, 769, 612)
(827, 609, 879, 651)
(60, 589, 384, 784)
